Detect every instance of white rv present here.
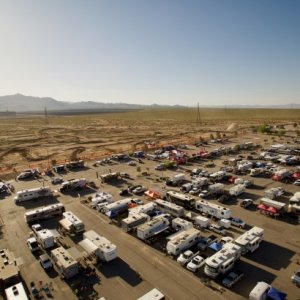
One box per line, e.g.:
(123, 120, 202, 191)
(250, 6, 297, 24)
(192, 177, 208, 188)
(51, 247, 79, 279)
(24, 203, 65, 223)
(166, 227, 202, 256)
(264, 187, 285, 199)
(137, 215, 170, 240)
(5, 282, 29, 300)
(14, 187, 53, 203)
(204, 242, 241, 278)
(128, 202, 157, 216)
(36, 229, 55, 249)
(234, 227, 264, 255)
(166, 191, 196, 209)
(249, 282, 271, 300)
(80, 230, 117, 262)
(59, 178, 87, 192)
(155, 199, 185, 217)
(102, 198, 133, 217)
(229, 184, 246, 196)
(171, 218, 193, 231)
(59, 211, 85, 234)
(195, 200, 231, 219)
(121, 213, 150, 232)
(90, 191, 113, 208)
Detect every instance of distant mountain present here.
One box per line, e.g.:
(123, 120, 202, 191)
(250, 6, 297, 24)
(0, 94, 152, 112)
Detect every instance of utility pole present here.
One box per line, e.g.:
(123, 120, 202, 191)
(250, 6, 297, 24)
(44, 106, 48, 125)
(196, 102, 201, 124)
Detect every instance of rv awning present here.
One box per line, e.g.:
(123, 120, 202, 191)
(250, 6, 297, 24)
(209, 242, 223, 252)
(79, 238, 97, 255)
(267, 287, 287, 300)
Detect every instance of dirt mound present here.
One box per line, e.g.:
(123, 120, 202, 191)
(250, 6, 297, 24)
(227, 123, 238, 131)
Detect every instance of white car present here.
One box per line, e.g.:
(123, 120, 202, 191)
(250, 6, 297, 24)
(177, 250, 196, 266)
(293, 179, 300, 186)
(209, 224, 226, 235)
(27, 237, 39, 253)
(186, 255, 206, 272)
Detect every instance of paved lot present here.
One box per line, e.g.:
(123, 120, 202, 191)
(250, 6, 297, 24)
(0, 135, 299, 300)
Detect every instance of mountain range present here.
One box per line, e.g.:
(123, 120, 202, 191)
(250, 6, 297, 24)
(0, 94, 299, 112)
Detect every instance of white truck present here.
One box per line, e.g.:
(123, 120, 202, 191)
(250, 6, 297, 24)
(195, 200, 232, 219)
(234, 226, 264, 255)
(171, 218, 193, 231)
(218, 218, 231, 229)
(204, 242, 241, 278)
(137, 215, 170, 240)
(229, 184, 246, 196)
(59, 178, 87, 192)
(180, 183, 193, 193)
(166, 227, 202, 256)
(80, 230, 117, 262)
(14, 187, 53, 203)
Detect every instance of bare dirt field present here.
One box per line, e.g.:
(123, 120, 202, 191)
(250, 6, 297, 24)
(0, 108, 299, 176)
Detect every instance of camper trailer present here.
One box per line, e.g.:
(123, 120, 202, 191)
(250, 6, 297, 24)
(128, 202, 158, 217)
(234, 226, 264, 255)
(36, 229, 55, 249)
(171, 218, 193, 231)
(229, 184, 246, 197)
(166, 227, 202, 256)
(51, 247, 79, 279)
(166, 174, 185, 186)
(102, 198, 133, 218)
(59, 178, 86, 192)
(121, 213, 150, 232)
(204, 242, 241, 278)
(195, 200, 231, 219)
(90, 192, 113, 208)
(166, 191, 196, 209)
(155, 199, 185, 217)
(24, 203, 65, 223)
(59, 211, 85, 234)
(14, 187, 53, 203)
(80, 230, 117, 262)
(137, 215, 170, 240)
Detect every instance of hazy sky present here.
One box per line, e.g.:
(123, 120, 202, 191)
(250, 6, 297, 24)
(0, 0, 299, 106)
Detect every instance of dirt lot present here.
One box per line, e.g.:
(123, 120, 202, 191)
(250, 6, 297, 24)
(0, 108, 299, 176)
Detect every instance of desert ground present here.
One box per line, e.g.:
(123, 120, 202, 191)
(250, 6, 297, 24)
(0, 108, 299, 177)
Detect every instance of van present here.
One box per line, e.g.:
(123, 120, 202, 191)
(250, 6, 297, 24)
(249, 282, 270, 300)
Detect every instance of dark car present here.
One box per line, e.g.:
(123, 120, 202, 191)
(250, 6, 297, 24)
(119, 189, 130, 196)
(222, 270, 244, 288)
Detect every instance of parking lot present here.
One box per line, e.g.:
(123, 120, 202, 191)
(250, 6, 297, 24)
(0, 134, 300, 300)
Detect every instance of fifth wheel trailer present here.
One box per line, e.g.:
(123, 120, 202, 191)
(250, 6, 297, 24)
(195, 200, 232, 219)
(14, 187, 53, 203)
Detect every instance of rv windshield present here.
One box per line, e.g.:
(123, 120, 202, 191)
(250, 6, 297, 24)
(205, 265, 218, 274)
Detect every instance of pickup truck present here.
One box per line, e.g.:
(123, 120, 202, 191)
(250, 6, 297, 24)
(177, 250, 199, 266)
(197, 235, 217, 251)
(229, 217, 246, 229)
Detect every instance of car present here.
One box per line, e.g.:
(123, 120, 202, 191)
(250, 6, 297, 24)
(132, 186, 147, 195)
(119, 188, 130, 196)
(291, 269, 300, 287)
(128, 161, 136, 166)
(120, 172, 130, 178)
(240, 199, 253, 208)
(293, 179, 300, 186)
(186, 255, 206, 272)
(131, 198, 144, 205)
(51, 177, 64, 184)
(189, 188, 201, 195)
(199, 190, 209, 198)
(222, 270, 244, 288)
(209, 224, 226, 235)
(177, 250, 198, 266)
(155, 165, 165, 171)
(17, 171, 33, 180)
(128, 185, 142, 192)
(39, 254, 53, 270)
(27, 237, 40, 253)
(229, 217, 246, 229)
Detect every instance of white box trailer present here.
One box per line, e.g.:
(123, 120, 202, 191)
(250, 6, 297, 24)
(204, 242, 241, 278)
(195, 200, 231, 219)
(81, 230, 117, 262)
(137, 215, 170, 240)
(194, 215, 210, 228)
(171, 218, 193, 231)
(229, 184, 246, 196)
(166, 227, 202, 256)
(36, 229, 55, 249)
(51, 246, 79, 279)
(234, 226, 264, 255)
(14, 187, 53, 203)
(5, 282, 29, 300)
(121, 213, 150, 232)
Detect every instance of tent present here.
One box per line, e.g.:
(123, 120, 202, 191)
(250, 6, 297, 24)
(209, 242, 223, 252)
(292, 172, 300, 179)
(145, 190, 161, 199)
(267, 287, 287, 300)
(267, 206, 278, 215)
(257, 204, 268, 211)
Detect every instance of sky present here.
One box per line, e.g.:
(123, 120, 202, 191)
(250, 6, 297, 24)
(0, 0, 299, 106)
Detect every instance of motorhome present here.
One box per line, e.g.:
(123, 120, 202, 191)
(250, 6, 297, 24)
(137, 215, 170, 240)
(195, 200, 231, 219)
(166, 191, 196, 209)
(24, 203, 65, 223)
(102, 198, 133, 218)
(14, 187, 53, 203)
(171, 218, 193, 231)
(155, 199, 185, 217)
(204, 242, 241, 278)
(59, 178, 86, 192)
(166, 227, 202, 256)
(234, 227, 264, 255)
(121, 213, 150, 232)
(90, 192, 113, 208)
(80, 230, 117, 262)
(229, 184, 246, 196)
(59, 211, 85, 234)
(51, 247, 79, 279)
(5, 282, 29, 300)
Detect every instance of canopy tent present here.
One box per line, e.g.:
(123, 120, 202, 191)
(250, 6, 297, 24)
(145, 190, 161, 199)
(209, 242, 223, 252)
(266, 206, 278, 215)
(267, 287, 287, 300)
(292, 172, 300, 179)
(257, 204, 268, 211)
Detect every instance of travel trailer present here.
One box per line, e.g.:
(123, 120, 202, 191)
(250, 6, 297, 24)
(24, 203, 65, 223)
(14, 187, 53, 203)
